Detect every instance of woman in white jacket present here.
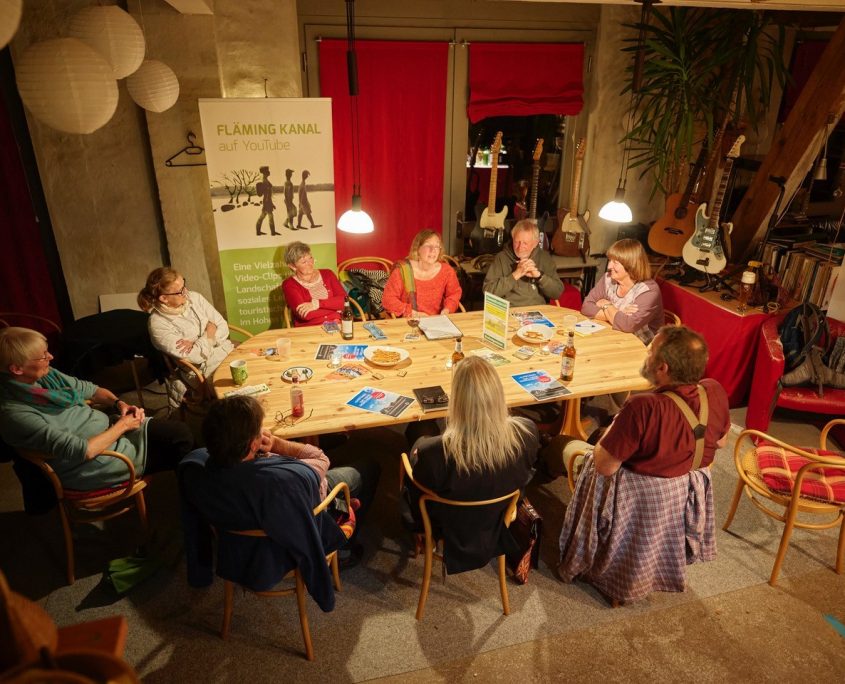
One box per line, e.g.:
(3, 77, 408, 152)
(138, 267, 233, 407)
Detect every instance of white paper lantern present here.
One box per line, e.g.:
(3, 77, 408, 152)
(68, 5, 145, 79)
(0, 0, 23, 50)
(126, 60, 179, 113)
(16, 38, 119, 135)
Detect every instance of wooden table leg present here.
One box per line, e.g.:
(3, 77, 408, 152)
(560, 398, 589, 440)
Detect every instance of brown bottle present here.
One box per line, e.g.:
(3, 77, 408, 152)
(560, 331, 576, 382)
(451, 337, 465, 368)
(341, 301, 353, 340)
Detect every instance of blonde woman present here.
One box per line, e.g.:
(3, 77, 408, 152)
(382, 230, 462, 317)
(138, 267, 233, 406)
(582, 239, 663, 344)
(403, 356, 538, 573)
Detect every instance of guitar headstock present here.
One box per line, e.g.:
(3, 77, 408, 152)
(532, 139, 544, 162)
(491, 131, 503, 155)
(726, 135, 746, 160)
(575, 137, 586, 160)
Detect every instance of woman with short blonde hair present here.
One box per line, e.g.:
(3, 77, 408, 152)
(582, 238, 663, 344)
(281, 241, 347, 326)
(382, 229, 462, 317)
(403, 356, 538, 573)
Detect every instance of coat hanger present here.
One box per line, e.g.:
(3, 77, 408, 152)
(165, 132, 206, 167)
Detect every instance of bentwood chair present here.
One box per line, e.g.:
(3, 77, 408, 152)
(723, 419, 845, 586)
(219, 482, 352, 661)
(400, 453, 520, 620)
(0, 312, 62, 334)
(282, 296, 367, 328)
(664, 309, 682, 327)
(163, 324, 254, 415)
(16, 449, 149, 585)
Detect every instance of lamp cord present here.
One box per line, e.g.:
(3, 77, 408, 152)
(346, 0, 361, 197)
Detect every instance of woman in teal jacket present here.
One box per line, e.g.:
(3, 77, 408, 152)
(0, 327, 192, 491)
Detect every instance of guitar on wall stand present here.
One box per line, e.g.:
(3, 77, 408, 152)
(526, 138, 548, 247)
(648, 142, 709, 257)
(682, 135, 745, 279)
(552, 137, 590, 261)
(477, 131, 508, 245)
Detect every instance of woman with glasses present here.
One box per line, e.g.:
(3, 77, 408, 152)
(0, 327, 192, 491)
(281, 241, 347, 327)
(382, 230, 462, 318)
(138, 267, 233, 406)
(401, 356, 538, 573)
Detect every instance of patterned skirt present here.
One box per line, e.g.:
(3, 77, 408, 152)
(558, 457, 715, 604)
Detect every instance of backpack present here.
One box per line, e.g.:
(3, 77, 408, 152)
(778, 302, 829, 372)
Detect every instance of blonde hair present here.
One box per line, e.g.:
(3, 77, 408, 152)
(408, 229, 443, 262)
(606, 239, 651, 282)
(0, 327, 46, 372)
(138, 267, 181, 312)
(442, 356, 531, 476)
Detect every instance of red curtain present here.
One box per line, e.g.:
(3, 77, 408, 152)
(0, 94, 61, 324)
(468, 43, 584, 123)
(319, 40, 449, 263)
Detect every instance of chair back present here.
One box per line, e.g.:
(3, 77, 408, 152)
(0, 312, 62, 334)
(664, 310, 682, 326)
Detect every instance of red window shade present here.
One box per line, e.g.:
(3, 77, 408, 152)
(319, 39, 449, 263)
(468, 43, 584, 123)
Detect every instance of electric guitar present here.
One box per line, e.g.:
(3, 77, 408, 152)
(682, 135, 745, 274)
(528, 138, 544, 221)
(478, 131, 507, 236)
(552, 137, 590, 259)
(648, 143, 709, 257)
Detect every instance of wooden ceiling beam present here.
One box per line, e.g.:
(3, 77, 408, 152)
(730, 14, 845, 261)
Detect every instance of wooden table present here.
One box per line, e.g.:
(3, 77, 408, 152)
(212, 306, 650, 440)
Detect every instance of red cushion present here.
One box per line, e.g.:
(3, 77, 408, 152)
(64, 482, 131, 500)
(551, 284, 582, 310)
(756, 444, 845, 504)
(777, 387, 845, 415)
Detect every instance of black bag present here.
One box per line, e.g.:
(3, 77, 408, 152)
(778, 302, 829, 372)
(505, 497, 542, 584)
(344, 268, 388, 316)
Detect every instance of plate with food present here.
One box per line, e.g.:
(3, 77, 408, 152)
(517, 323, 555, 344)
(363, 345, 410, 368)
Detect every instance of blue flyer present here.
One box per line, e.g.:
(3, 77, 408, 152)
(512, 310, 555, 328)
(511, 370, 571, 401)
(347, 386, 414, 417)
(315, 344, 368, 361)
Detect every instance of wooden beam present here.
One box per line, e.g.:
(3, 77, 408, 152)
(731, 15, 845, 261)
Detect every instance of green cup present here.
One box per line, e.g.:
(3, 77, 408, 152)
(229, 359, 248, 386)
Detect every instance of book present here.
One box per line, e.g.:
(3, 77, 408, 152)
(413, 385, 449, 413)
(417, 315, 463, 340)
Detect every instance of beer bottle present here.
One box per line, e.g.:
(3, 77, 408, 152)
(560, 330, 576, 382)
(341, 301, 354, 340)
(451, 336, 465, 368)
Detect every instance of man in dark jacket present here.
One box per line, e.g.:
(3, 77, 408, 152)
(483, 219, 564, 306)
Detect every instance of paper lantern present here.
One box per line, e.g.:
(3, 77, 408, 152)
(68, 5, 145, 79)
(0, 0, 22, 50)
(16, 38, 118, 134)
(126, 60, 179, 113)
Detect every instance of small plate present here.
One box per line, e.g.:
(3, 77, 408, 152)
(363, 345, 410, 367)
(281, 366, 314, 383)
(517, 323, 555, 344)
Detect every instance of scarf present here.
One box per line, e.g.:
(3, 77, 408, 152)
(155, 300, 188, 316)
(0, 368, 86, 411)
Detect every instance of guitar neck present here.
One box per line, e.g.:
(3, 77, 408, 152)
(570, 158, 583, 214)
(708, 158, 735, 229)
(681, 144, 709, 204)
(487, 154, 499, 211)
(529, 162, 540, 219)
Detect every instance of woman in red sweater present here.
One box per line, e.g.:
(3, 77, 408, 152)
(281, 241, 346, 326)
(382, 230, 462, 318)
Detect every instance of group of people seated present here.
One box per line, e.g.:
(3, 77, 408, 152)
(0, 219, 729, 607)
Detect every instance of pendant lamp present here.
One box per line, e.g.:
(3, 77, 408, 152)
(0, 0, 23, 50)
(67, 6, 145, 80)
(126, 60, 180, 113)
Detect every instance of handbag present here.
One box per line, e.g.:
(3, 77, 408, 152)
(505, 496, 542, 584)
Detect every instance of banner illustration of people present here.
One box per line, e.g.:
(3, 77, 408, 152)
(199, 98, 336, 332)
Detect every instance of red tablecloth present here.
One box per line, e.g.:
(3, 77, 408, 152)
(658, 279, 770, 407)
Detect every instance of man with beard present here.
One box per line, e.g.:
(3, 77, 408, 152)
(557, 325, 729, 605)
(483, 219, 563, 306)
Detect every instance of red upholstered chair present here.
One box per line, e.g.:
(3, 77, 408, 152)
(550, 284, 582, 310)
(745, 313, 845, 438)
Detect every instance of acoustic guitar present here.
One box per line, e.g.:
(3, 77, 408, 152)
(552, 137, 589, 260)
(648, 143, 709, 257)
(478, 131, 507, 238)
(682, 135, 745, 274)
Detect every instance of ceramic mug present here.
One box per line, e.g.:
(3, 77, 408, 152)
(229, 359, 248, 386)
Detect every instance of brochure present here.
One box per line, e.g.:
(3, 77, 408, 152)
(482, 292, 510, 350)
(412, 385, 449, 413)
(511, 310, 555, 328)
(325, 363, 369, 381)
(470, 348, 510, 366)
(417, 315, 463, 340)
(511, 370, 572, 401)
(347, 386, 414, 418)
(315, 344, 368, 361)
(574, 320, 605, 336)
